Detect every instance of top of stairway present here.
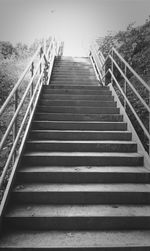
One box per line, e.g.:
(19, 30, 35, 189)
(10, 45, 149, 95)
(55, 56, 91, 65)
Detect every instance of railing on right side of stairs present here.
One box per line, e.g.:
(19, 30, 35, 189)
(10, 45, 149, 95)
(0, 37, 63, 212)
(90, 42, 150, 166)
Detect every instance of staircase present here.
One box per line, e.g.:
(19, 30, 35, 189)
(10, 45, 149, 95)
(1, 56, 150, 249)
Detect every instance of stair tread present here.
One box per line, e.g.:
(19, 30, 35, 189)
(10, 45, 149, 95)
(14, 183, 150, 192)
(27, 140, 135, 144)
(33, 121, 125, 124)
(44, 85, 106, 89)
(24, 152, 141, 157)
(19, 166, 149, 173)
(1, 230, 150, 248)
(6, 204, 150, 217)
(31, 129, 129, 133)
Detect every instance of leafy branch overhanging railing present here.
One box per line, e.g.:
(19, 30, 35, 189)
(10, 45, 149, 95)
(90, 42, 150, 158)
(0, 38, 62, 209)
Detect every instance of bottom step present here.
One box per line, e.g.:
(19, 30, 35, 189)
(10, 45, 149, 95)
(0, 230, 150, 250)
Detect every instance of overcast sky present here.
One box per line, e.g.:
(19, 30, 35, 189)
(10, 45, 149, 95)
(0, 0, 150, 55)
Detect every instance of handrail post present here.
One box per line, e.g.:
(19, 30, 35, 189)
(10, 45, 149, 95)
(103, 60, 106, 85)
(12, 90, 18, 162)
(124, 64, 127, 110)
(111, 51, 114, 85)
(149, 94, 150, 155)
(30, 62, 34, 112)
(40, 48, 43, 74)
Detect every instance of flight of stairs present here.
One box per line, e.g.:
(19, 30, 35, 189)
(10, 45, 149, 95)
(1, 57, 150, 249)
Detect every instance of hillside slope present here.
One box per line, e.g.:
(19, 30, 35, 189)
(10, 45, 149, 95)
(97, 18, 150, 84)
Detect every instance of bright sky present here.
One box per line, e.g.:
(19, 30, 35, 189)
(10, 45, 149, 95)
(0, 0, 150, 56)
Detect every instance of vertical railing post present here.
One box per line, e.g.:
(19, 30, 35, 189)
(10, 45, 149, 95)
(124, 64, 127, 110)
(30, 62, 34, 112)
(111, 50, 114, 85)
(149, 92, 150, 155)
(40, 47, 43, 74)
(12, 90, 18, 162)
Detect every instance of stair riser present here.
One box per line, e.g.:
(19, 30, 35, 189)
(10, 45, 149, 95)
(54, 62, 94, 68)
(52, 67, 94, 71)
(0, 246, 149, 250)
(44, 85, 107, 90)
(39, 100, 116, 108)
(34, 114, 123, 122)
(32, 122, 127, 131)
(41, 89, 111, 95)
(52, 72, 96, 77)
(22, 156, 143, 167)
(36, 107, 120, 115)
(4, 217, 150, 230)
(12, 191, 150, 204)
(26, 142, 137, 153)
(40, 94, 114, 101)
(17, 172, 150, 184)
(51, 74, 96, 78)
(51, 76, 97, 81)
(50, 81, 100, 85)
(30, 132, 132, 141)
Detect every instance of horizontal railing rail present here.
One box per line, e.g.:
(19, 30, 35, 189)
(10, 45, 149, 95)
(0, 37, 61, 206)
(90, 42, 150, 158)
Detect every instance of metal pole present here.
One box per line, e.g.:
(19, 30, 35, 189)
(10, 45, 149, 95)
(124, 64, 127, 110)
(149, 92, 150, 155)
(111, 51, 114, 85)
(12, 90, 18, 162)
(30, 62, 34, 112)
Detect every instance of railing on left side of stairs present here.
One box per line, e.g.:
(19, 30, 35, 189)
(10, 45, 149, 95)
(0, 38, 62, 210)
(90, 42, 150, 166)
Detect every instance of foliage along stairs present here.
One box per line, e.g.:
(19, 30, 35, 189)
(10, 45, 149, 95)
(1, 56, 150, 250)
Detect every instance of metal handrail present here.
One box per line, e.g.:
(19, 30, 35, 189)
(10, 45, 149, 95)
(0, 45, 41, 116)
(0, 37, 61, 197)
(90, 42, 150, 154)
(113, 47, 150, 92)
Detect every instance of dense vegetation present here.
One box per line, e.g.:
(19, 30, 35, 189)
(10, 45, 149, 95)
(0, 38, 45, 183)
(0, 39, 43, 106)
(97, 16, 150, 81)
(97, 17, 150, 151)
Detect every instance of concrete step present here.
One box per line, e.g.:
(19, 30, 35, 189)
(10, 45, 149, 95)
(12, 183, 150, 204)
(53, 64, 93, 68)
(36, 106, 119, 115)
(34, 113, 123, 122)
(39, 100, 117, 108)
(41, 89, 111, 95)
(18, 166, 150, 184)
(51, 73, 96, 78)
(32, 121, 127, 131)
(1, 230, 150, 250)
(26, 140, 137, 153)
(22, 152, 143, 167)
(52, 69, 95, 75)
(43, 84, 108, 90)
(53, 67, 94, 72)
(40, 94, 114, 101)
(51, 77, 97, 82)
(50, 80, 99, 85)
(29, 130, 132, 141)
(5, 204, 150, 230)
